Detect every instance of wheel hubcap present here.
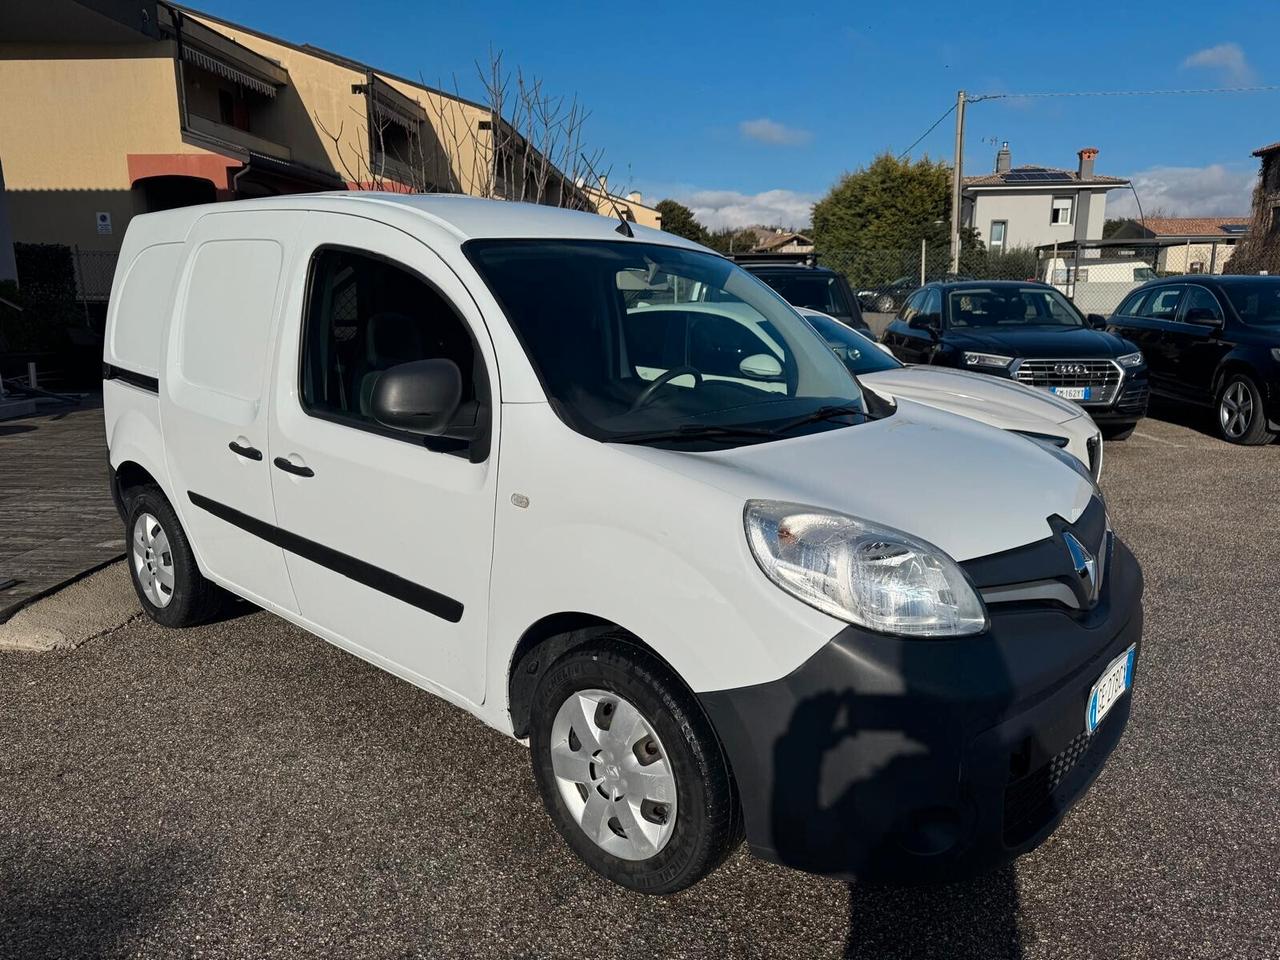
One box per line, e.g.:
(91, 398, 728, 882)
(131, 512, 175, 608)
(1220, 381, 1253, 439)
(548, 689, 677, 861)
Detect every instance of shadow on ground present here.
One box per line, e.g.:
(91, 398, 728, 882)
(0, 841, 192, 959)
(844, 867, 1022, 959)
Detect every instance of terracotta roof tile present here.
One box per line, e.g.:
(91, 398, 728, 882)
(1134, 216, 1251, 237)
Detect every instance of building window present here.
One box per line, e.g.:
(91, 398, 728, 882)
(989, 220, 1007, 253)
(1051, 197, 1073, 225)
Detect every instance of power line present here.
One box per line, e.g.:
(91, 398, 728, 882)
(972, 84, 1280, 102)
(897, 103, 955, 160)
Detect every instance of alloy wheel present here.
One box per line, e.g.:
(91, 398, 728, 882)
(1219, 381, 1254, 440)
(131, 512, 175, 608)
(548, 689, 678, 861)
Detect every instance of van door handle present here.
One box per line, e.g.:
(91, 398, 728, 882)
(228, 440, 263, 461)
(273, 456, 314, 478)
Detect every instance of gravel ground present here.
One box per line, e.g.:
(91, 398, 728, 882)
(1, 404, 1277, 960)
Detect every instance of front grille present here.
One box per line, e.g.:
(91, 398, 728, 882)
(1013, 359, 1122, 405)
(1116, 381, 1150, 415)
(1003, 730, 1093, 844)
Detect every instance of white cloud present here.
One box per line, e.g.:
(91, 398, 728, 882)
(1106, 164, 1256, 218)
(738, 118, 812, 146)
(1180, 42, 1256, 84)
(670, 188, 817, 230)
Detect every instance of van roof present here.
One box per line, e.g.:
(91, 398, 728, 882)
(135, 192, 703, 250)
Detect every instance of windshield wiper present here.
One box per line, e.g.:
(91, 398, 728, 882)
(609, 423, 779, 445)
(773, 403, 866, 434)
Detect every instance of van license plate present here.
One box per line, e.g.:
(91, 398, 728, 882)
(1086, 645, 1136, 734)
(1051, 386, 1091, 400)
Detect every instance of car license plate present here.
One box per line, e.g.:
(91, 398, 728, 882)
(1086, 645, 1136, 734)
(1051, 386, 1091, 401)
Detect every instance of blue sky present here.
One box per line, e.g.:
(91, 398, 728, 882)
(195, 0, 1279, 228)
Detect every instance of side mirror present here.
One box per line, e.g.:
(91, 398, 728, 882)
(1086, 313, 1107, 329)
(370, 358, 462, 435)
(739, 353, 783, 379)
(909, 315, 940, 336)
(1184, 308, 1221, 326)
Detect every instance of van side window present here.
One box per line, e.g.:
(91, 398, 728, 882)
(301, 248, 483, 452)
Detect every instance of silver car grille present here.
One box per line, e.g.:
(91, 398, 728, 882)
(1013, 359, 1122, 405)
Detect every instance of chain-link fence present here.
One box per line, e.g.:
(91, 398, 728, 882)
(71, 248, 119, 303)
(816, 239, 1196, 319)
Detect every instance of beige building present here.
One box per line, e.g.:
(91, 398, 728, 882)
(0, 0, 594, 262)
(581, 183, 662, 230)
(1109, 216, 1250, 275)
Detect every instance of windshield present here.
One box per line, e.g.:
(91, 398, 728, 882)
(755, 272, 856, 321)
(803, 312, 902, 375)
(948, 286, 1085, 328)
(1223, 280, 1280, 327)
(466, 240, 868, 448)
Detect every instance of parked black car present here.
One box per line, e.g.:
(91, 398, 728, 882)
(1105, 275, 1280, 445)
(857, 275, 919, 314)
(881, 280, 1149, 439)
(737, 258, 871, 333)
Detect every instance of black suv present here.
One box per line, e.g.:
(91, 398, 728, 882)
(881, 280, 1149, 439)
(1106, 275, 1280, 444)
(736, 257, 871, 333)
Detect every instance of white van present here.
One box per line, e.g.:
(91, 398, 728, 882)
(103, 194, 1143, 893)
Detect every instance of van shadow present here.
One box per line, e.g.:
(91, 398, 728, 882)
(843, 867, 1022, 959)
(766, 636, 1026, 960)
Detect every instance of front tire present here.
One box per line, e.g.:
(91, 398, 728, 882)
(528, 640, 741, 894)
(126, 485, 225, 627)
(1216, 373, 1275, 445)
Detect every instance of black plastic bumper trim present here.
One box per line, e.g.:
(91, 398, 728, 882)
(699, 536, 1143, 884)
(186, 491, 464, 623)
(103, 363, 159, 393)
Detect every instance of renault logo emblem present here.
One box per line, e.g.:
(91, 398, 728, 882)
(1055, 362, 1089, 376)
(1063, 532, 1099, 604)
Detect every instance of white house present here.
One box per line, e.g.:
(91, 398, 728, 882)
(962, 144, 1129, 253)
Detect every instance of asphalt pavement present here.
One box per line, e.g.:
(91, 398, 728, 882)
(1, 404, 1277, 959)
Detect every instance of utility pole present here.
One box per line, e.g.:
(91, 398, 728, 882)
(949, 89, 966, 275)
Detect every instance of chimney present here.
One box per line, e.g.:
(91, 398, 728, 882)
(995, 141, 1011, 174)
(1078, 147, 1098, 180)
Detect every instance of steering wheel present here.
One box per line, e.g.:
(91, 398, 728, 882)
(629, 366, 703, 412)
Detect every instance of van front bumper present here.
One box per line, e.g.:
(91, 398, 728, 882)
(698, 537, 1143, 884)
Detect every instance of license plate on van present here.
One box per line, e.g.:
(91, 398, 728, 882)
(1086, 645, 1136, 734)
(1051, 386, 1091, 401)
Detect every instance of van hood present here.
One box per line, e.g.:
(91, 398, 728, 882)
(614, 399, 1096, 563)
(947, 325, 1135, 358)
(860, 365, 1084, 427)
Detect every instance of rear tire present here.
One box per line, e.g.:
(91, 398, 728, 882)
(125, 485, 225, 627)
(528, 639, 741, 894)
(1101, 424, 1136, 441)
(1216, 373, 1274, 445)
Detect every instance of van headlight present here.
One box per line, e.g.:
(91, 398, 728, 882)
(743, 500, 988, 637)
